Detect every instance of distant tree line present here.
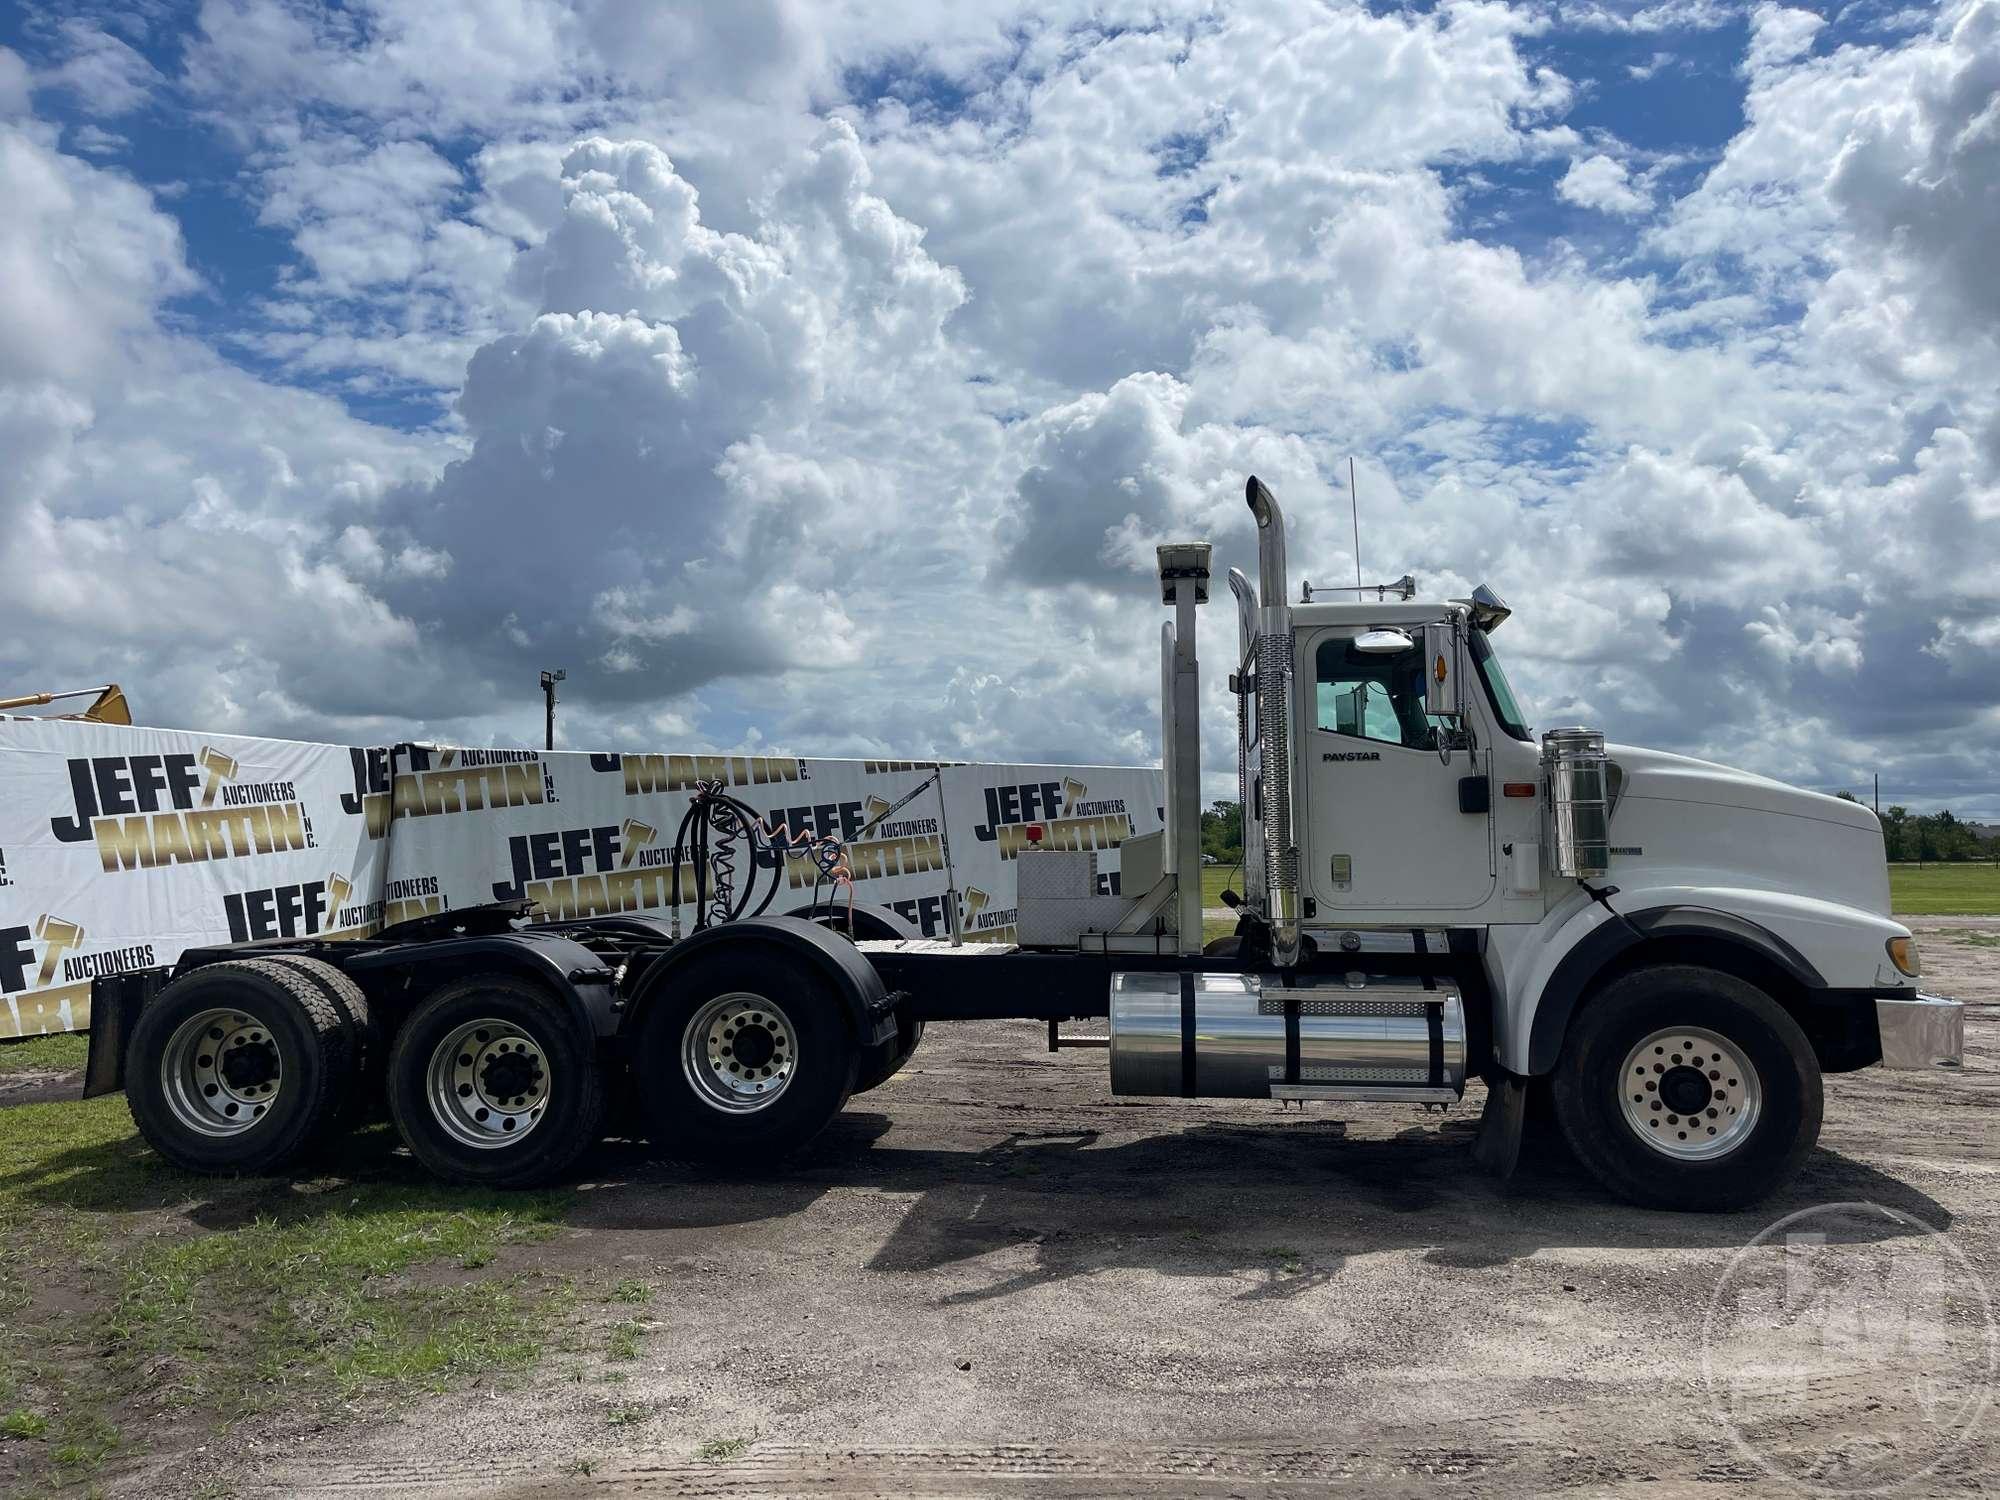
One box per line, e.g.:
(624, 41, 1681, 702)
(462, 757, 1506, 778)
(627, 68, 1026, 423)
(1200, 792, 1996, 867)
(1836, 795, 1998, 863)
(1201, 800, 1244, 867)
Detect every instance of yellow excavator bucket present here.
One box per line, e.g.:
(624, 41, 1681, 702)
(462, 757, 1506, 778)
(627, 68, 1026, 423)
(0, 684, 132, 724)
(80, 685, 131, 724)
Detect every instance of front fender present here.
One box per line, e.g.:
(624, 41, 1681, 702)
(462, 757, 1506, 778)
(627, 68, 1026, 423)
(1494, 884, 1912, 1075)
(1487, 889, 1612, 1076)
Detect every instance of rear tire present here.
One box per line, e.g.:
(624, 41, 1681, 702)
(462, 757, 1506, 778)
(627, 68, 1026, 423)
(261, 956, 385, 1126)
(1551, 964, 1821, 1211)
(386, 973, 605, 1188)
(637, 949, 857, 1163)
(126, 959, 352, 1175)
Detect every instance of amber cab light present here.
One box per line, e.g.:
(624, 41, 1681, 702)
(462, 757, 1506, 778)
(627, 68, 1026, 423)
(1887, 936, 1922, 978)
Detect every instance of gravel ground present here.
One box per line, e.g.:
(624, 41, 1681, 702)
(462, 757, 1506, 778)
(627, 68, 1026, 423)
(218, 922, 1999, 1500)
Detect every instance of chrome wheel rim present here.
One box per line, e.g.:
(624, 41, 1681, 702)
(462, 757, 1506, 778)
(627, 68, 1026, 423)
(426, 1018, 550, 1150)
(161, 1007, 283, 1138)
(682, 992, 796, 1114)
(1619, 1025, 1762, 1160)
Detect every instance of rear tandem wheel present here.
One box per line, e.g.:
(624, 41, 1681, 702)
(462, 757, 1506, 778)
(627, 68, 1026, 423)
(124, 958, 355, 1174)
(636, 949, 858, 1163)
(385, 972, 607, 1188)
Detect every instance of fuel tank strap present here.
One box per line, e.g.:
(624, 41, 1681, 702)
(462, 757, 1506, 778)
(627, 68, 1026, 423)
(1179, 970, 1196, 1097)
(1413, 932, 1443, 1085)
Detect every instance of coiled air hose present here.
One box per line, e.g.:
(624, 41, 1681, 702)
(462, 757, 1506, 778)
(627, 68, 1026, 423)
(671, 780, 853, 933)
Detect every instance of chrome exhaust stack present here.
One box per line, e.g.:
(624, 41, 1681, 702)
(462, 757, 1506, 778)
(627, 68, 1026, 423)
(1227, 565, 1258, 667)
(1245, 476, 1300, 967)
(1226, 567, 1266, 912)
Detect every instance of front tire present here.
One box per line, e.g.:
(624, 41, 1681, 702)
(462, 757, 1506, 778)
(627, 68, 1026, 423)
(636, 950, 857, 1163)
(126, 959, 353, 1174)
(386, 973, 606, 1188)
(1551, 964, 1821, 1211)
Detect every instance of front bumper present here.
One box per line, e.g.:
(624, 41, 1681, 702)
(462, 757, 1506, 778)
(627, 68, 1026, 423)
(1876, 991, 1964, 1069)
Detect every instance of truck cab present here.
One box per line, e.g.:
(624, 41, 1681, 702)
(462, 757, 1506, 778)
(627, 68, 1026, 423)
(1203, 474, 1962, 1205)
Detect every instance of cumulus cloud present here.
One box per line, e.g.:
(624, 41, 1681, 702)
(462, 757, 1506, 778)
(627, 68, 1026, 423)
(0, 125, 196, 387)
(0, 0, 1996, 816)
(1557, 153, 1651, 214)
(0, 47, 30, 116)
(364, 126, 978, 721)
(33, 20, 163, 116)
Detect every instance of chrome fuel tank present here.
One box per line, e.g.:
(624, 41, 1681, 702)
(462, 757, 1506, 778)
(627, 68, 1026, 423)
(1109, 971, 1465, 1099)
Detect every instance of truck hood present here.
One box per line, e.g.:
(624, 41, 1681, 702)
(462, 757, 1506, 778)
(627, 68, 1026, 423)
(1603, 743, 1890, 915)
(1607, 744, 1882, 833)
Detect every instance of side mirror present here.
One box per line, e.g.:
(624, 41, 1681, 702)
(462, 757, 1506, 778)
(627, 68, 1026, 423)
(1423, 620, 1463, 719)
(1352, 628, 1414, 655)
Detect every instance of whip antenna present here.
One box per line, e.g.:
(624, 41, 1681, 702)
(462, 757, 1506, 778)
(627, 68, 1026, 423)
(1349, 455, 1362, 588)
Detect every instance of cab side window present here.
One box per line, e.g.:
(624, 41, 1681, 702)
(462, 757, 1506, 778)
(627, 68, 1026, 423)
(1313, 636, 1440, 750)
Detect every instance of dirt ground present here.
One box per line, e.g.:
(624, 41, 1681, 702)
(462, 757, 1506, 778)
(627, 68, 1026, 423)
(20, 925, 2000, 1498)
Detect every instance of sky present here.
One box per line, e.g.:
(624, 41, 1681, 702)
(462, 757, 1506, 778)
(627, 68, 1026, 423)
(0, 0, 1995, 815)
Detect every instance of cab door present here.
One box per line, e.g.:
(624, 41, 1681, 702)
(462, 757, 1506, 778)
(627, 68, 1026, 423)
(1296, 625, 1495, 915)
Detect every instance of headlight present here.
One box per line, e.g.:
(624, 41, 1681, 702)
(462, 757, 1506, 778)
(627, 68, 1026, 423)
(1886, 936, 1922, 978)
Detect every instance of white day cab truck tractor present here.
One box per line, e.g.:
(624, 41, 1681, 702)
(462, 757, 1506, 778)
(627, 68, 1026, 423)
(84, 477, 1964, 1210)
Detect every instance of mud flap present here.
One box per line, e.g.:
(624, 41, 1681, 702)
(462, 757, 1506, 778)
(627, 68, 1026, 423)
(1472, 1072, 1527, 1180)
(83, 970, 159, 1099)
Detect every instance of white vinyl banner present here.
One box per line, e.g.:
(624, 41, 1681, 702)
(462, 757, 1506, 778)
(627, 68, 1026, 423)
(0, 723, 1164, 1039)
(0, 719, 386, 1039)
(375, 750, 1165, 947)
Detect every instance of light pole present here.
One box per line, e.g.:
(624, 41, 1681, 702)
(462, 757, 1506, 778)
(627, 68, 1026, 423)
(540, 669, 565, 751)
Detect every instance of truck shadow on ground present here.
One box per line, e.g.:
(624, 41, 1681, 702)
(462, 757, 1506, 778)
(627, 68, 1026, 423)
(571, 1112, 1955, 1306)
(3, 1110, 1952, 1305)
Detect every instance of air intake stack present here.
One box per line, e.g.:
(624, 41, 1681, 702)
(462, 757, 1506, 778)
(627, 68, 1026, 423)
(1157, 542, 1212, 955)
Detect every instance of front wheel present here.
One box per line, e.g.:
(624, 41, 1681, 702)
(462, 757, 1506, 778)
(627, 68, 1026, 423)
(1551, 964, 1822, 1212)
(386, 974, 606, 1188)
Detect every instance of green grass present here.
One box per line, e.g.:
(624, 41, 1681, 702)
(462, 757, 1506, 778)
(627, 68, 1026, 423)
(107, 1207, 572, 1405)
(604, 1319, 645, 1361)
(2, 1408, 47, 1439)
(1889, 863, 2000, 916)
(1200, 866, 1245, 944)
(0, 1032, 89, 1074)
(697, 1435, 752, 1463)
(1200, 866, 1241, 907)
(0, 1096, 603, 1493)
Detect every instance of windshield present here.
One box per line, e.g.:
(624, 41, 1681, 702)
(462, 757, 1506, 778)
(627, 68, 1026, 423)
(1469, 628, 1532, 741)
